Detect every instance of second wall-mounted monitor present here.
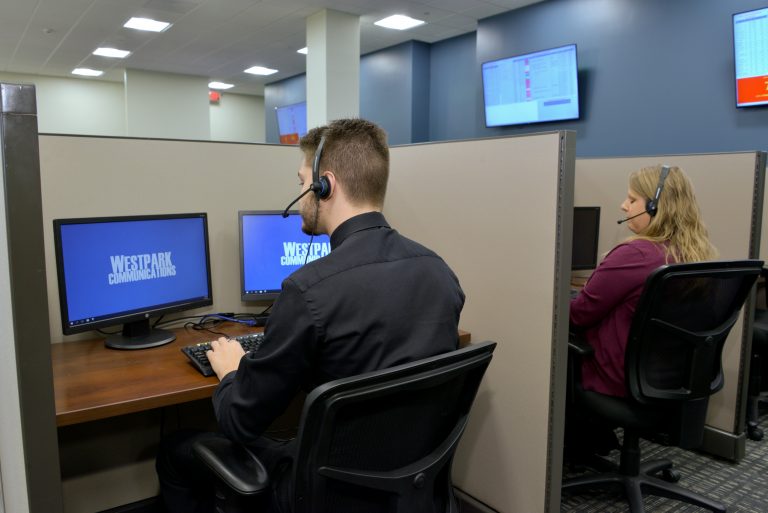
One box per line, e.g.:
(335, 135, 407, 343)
(482, 44, 580, 127)
(572, 206, 600, 271)
(276, 101, 307, 144)
(733, 6, 768, 108)
(240, 210, 331, 301)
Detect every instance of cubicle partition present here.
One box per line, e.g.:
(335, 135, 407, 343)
(386, 133, 576, 513)
(575, 152, 766, 461)
(39, 132, 575, 513)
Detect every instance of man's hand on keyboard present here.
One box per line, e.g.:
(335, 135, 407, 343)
(207, 337, 246, 381)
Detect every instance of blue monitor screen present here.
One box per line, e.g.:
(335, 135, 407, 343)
(275, 101, 307, 144)
(240, 211, 331, 301)
(53, 213, 212, 348)
(482, 44, 580, 127)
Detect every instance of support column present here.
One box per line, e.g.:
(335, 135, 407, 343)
(306, 9, 360, 128)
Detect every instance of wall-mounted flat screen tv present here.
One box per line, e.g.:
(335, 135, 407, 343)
(733, 7, 768, 107)
(482, 44, 579, 127)
(276, 101, 307, 144)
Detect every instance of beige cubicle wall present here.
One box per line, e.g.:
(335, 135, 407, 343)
(386, 132, 576, 513)
(39, 132, 575, 513)
(575, 152, 766, 461)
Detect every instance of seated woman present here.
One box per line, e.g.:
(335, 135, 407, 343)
(567, 164, 717, 456)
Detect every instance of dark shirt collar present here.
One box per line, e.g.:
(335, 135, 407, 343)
(330, 211, 390, 250)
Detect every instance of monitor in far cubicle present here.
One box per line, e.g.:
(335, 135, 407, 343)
(239, 210, 331, 301)
(275, 101, 307, 144)
(733, 6, 768, 108)
(482, 43, 580, 127)
(53, 213, 213, 350)
(572, 206, 600, 270)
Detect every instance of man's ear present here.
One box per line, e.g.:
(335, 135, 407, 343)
(321, 171, 337, 200)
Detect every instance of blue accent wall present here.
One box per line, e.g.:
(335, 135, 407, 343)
(360, 41, 431, 145)
(264, 0, 768, 155)
(429, 33, 477, 142)
(264, 74, 306, 144)
(467, 0, 768, 156)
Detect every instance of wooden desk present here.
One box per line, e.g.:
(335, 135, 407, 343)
(52, 324, 471, 427)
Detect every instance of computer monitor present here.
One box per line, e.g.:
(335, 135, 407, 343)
(53, 213, 213, 349)
(572, 207, 600, 270)
(240, 210, 331, 301)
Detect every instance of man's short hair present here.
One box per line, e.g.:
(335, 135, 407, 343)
(299, 118, 389, 208)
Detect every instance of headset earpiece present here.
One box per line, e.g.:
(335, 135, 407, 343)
(311, 135, 331, 200)
(646, 165, 670, 217)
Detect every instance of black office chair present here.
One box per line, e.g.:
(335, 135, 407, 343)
(193, 341, 497, 513)
(747, 267, 768, 441)
(563, 260, 762, 513)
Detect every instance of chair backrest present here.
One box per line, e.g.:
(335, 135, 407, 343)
(289, 341, 497, 513)
(625, 260, 761, 406)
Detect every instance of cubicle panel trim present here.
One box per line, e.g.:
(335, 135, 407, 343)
(733, 151, 767, 434)
(544, 130, 575, 513)
(1, 83, 62, 513)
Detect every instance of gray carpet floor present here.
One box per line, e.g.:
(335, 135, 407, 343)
(561, 411, 768, 512)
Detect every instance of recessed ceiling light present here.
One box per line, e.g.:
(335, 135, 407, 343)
(93, 47, 131, 58)
(297, 47, 308, 55)
(124, 17, 172, 32)
(72, 68, 104, 77)
(374, 14, 425, 30)
(244, 66, 278, 76)
(208, 81, 234, 90)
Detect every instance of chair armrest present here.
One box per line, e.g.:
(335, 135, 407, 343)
(568, 332, 594, 358)
(192, 437, 270, 496)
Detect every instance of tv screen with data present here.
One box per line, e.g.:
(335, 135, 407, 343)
(482, 44, 580, 127)
(733, 7, 768, 107)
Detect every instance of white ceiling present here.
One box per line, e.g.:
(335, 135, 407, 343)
(0, 0, 543, 95)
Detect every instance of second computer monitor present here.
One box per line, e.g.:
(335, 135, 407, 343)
(572, 206, 601, 270)
(239, 210, 331, 301)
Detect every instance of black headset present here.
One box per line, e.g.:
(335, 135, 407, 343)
(310, 135, 331, 200)
(646, 165, 670, 217)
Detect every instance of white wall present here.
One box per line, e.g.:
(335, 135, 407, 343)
(0, 72, 124, 136)
(210, 92, 265, 143)
(0, 71, 265, 142)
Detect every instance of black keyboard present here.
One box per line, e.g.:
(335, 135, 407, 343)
(181, 332, 265, 377)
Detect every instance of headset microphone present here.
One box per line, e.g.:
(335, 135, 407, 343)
(616, 165, 671, 225)
(282, 188, 314, 218)
(281, 134, 331, 218)
(616, 211, 647, 225)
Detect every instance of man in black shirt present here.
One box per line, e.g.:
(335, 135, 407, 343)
(156, 118, 464, 513)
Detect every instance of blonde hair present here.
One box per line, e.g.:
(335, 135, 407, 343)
(627, 165, 717, 263)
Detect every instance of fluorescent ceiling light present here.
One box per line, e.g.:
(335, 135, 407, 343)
(72, 68, 103, 77)
(374, 14, 425, 30)
(124, 17, 171, 32)
(244, 66, 278, 76)
(208, 81, 234, 90)
(93, 47, 131, 58)
(297, 47, 308, 55)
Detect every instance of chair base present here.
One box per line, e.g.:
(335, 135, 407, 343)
(562, 458, 726, 513)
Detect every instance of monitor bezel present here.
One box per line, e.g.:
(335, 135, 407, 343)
(572, 206, 601, 271)
(240, 210, 295, 302)
(53, 212, 213, 336)
(732, 6, 768, 109)
(481, 43, 580, 128)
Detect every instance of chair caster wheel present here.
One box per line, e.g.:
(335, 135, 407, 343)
(661, 468, 681, 483)
(748, 425, 764, 441)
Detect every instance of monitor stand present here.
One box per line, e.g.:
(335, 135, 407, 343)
(105, 318, 176, 350)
